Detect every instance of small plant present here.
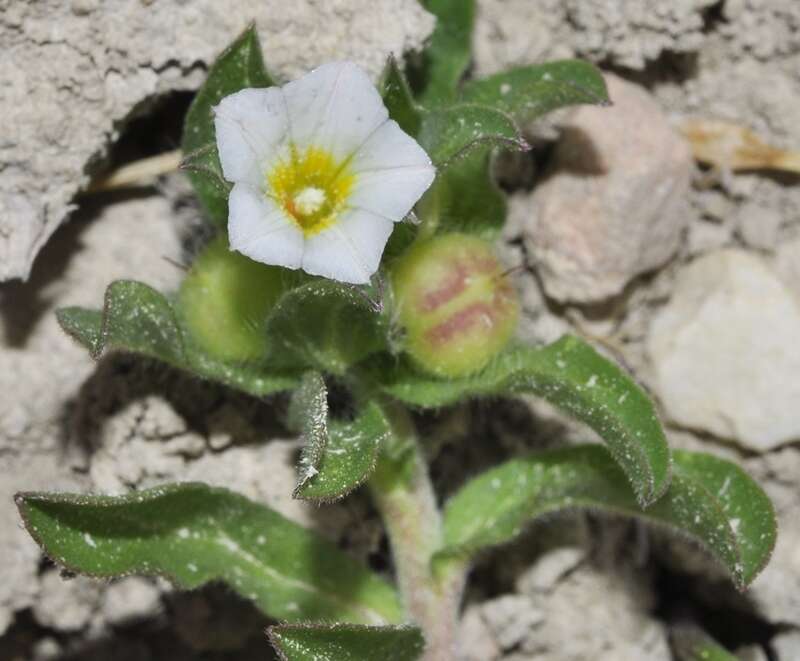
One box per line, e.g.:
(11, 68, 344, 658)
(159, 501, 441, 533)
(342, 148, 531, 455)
(17, 4, 776, 660)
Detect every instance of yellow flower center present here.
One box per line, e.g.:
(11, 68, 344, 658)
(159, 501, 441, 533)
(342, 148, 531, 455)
(267, 146, 355, 237)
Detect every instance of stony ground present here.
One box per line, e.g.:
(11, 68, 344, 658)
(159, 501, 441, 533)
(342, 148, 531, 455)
(2, 1, 800, 659)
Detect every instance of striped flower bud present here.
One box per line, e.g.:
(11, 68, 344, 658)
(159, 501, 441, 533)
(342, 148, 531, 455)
(391, 234, 519, 377)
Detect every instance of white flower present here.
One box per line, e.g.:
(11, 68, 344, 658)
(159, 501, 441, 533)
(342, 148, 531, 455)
(213, 61, 436, 285)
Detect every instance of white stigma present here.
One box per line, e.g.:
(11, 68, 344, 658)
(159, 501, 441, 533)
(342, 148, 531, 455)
(293, 186, 326, 216)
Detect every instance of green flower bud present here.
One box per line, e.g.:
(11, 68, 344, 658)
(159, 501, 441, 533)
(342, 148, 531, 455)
(390, 233, 519, 377)
(177, 237, 286, 362)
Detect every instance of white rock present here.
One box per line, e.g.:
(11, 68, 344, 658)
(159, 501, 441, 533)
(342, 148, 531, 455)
(648, 249, 800, 451)
(523, 564, 670, 661)
(736, 201, 783, 251)
(745, 453, 800, 626)
(0, 452, 84, 635)
(473, 0, 571, 77)
(686, 219, 734, 257)
(89, 398, 203, 494)
(718, 0, 800, 61)
(0, 0, 434, 281)
(32, 570, 101, 631)
(694, 189, 736, 223)
(473, 0, 716, 75)
(526, 74, 693, 303)
(99, 578, 162, 626)
(563, 0, 716, 70)
(480, 594, 544, 651)
(773, 631, 800, 661)
(458, 605, 500, 661)
(515, 546, 585, 594)
(775, 235, 800, 301)
(0, 192, 185, 634)
(750, 518, 800, 626)
(666, 60, 800, 156)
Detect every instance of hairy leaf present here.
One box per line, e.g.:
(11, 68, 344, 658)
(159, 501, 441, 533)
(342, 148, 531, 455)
(265, 280, 388, 375)
(672, 450, 776, 587)
(380, 56, 423, 137)
(413, 0, 475, 106)
(415, 107, 518, 238)
(420, 60, 607, 238)
(439, 446, 776, 589)
(189, 348, 299, 397)
(57, 280, 297, 397)
(99, 280, 186, 362)
(288, 372, 330, 495)
(295, 401, 391, 503)
(56, 307, 103, 356)
(461, 60, 610, 123)
(181, 25, 274, 226)
(426, 148, 507, 238)
(418, 104, 528, 169)
(16, 483, 402, 624)
(180, 144, 231, 220)
(380, 336, 671, 505)
(268, 623, 424, 661)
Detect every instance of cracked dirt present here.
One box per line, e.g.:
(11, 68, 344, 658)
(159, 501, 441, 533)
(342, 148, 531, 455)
(2, 1, 800, 659)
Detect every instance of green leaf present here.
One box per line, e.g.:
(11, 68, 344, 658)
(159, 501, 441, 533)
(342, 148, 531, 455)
(295, 401, 391, 503)
(413, 0, 475, 106)
(57, 280, 298, 397)
(380, 335, 671, 505)
(672, 449, 777, 588)
(181, 25, 275, 226)
(268, 623, 424, 661)
(380, 56, 423, 137)
(383, 219, 421, 261)
(100, 280, 186, 362)
(180, 144, 231, 220)
(288, 372, 330, 495)
(16, 483, 403, 624)
(461, 60, 610, 123)
(190, 348, 299, 397)
(285, 375, 392, 503)
(265, 280, 388, 375)
(415, 105, 523, 238)
(423, 148, 507, 238)
(438, 445, 776, 590)
(417, 104, 528, 169)
(670, 626, 739, 661)
(56, 307, 103, 356)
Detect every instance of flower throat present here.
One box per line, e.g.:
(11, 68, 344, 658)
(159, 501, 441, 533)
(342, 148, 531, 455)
(267, 145, 355, 236)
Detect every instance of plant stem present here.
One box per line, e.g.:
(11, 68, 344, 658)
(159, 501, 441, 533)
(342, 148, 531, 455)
(86, 149, 182, 193)
(368, 402, 466, 660)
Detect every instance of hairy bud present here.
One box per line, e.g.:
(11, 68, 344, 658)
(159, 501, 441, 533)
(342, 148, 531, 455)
(177, 237, 285, 362)
(391, 234, 519, 377)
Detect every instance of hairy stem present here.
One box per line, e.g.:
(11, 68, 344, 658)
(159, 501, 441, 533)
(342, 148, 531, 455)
(369, 403, 466, 660)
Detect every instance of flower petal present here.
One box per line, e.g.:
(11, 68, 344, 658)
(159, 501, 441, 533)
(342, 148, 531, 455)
(347, 120, 436, 220)
(302, 209, 394, 284)
(214, 88, 289, 187)
(282, 61, 388, 161)
(228, 183, 303, 269)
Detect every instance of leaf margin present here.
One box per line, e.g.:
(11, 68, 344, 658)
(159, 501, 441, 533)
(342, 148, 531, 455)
(15, 482, 403, 625)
